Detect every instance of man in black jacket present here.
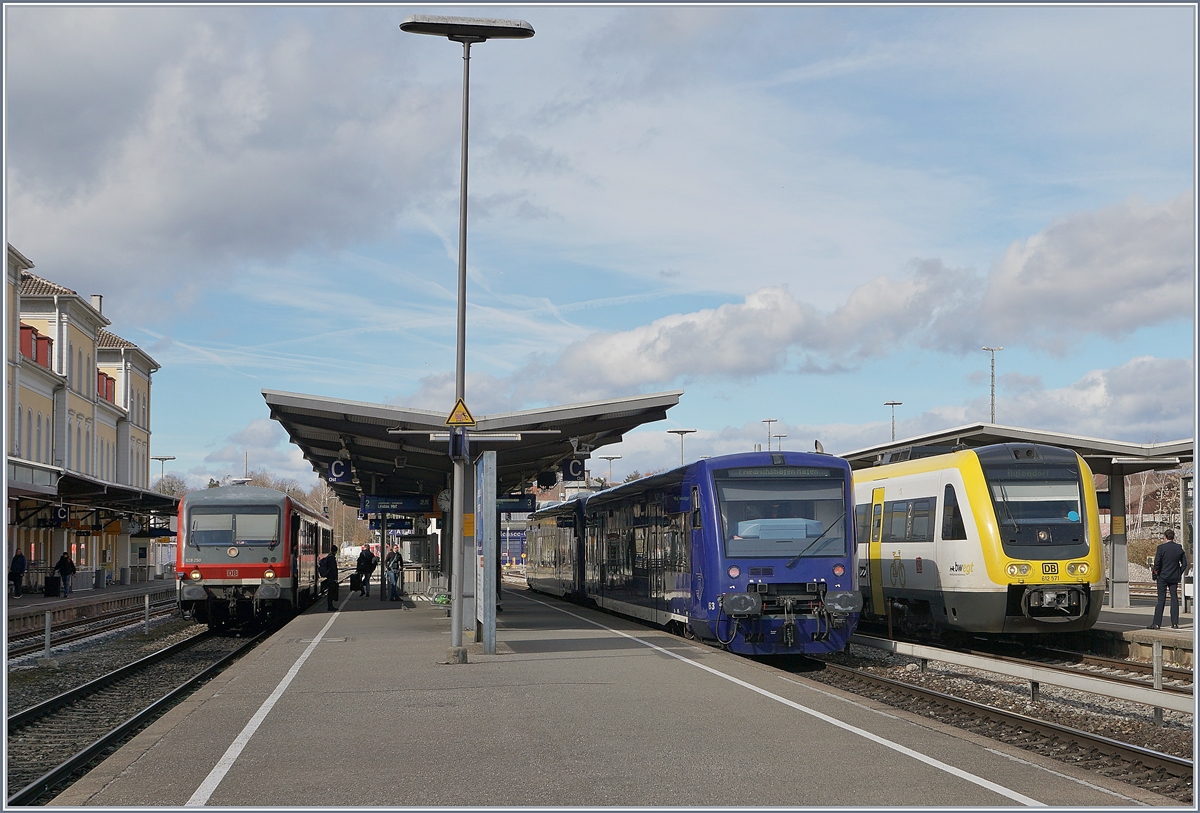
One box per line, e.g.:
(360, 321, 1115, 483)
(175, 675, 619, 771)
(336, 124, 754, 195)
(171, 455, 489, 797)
(10, 548, 27, 598)
(1150, 529, 1189, 630)
(320, 545, 339, 611)
(356, 547, 377, 597)
(54, 552, 77, 597)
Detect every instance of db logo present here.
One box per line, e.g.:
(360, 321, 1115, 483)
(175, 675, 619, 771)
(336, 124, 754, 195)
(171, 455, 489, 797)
(226, 569, 239, 578)
(1042, 563, 1059, 575)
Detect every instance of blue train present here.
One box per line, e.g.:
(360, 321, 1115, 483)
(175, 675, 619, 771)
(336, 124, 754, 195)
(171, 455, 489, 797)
(525, 451, 862, 655)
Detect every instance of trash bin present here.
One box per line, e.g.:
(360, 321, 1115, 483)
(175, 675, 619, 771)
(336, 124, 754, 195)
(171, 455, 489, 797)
(43, 575, 61, 598)
(119, 567, 130, 585)
(94, 569, 106, 589)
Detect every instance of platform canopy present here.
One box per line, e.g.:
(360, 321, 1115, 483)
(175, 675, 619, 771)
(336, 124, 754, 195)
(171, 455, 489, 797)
(840, 422, 1193, 476)
(263, 389, 683, 507)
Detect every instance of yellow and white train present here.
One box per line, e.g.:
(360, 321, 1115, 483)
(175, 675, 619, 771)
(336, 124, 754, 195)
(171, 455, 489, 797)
(853, 442, 1104, 635)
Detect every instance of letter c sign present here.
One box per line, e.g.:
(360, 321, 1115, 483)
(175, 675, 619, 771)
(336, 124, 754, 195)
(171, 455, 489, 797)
(328, 459, 351, 483)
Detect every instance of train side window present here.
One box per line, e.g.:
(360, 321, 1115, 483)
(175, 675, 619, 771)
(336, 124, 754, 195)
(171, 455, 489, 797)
(854, 504, 869, 549)
(871, 503, 883, 542)
(690, 486, 701, 529)
(942, 484, 967, 540)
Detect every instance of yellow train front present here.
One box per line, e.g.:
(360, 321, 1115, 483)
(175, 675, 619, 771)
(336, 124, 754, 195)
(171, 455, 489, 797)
(177, 485, 332, 628)
(852, 442, 1104, 635)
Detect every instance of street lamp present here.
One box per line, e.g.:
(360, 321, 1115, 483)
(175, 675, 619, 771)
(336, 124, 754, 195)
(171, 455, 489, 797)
(401, 14, 534, 663)
(151, 455, 175, 484)
(668, 429, 696, 466)
(884, 401, 902, 442)
(982, 346, 1003, 424)
(599, 454, 622, 486)
(773, 434, 787, 451)
(761, 418, 776, 452)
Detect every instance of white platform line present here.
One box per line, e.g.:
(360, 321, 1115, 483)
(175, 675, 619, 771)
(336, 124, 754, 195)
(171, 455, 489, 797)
(185, 594, 349, 806)
(518, 591, 1044, 807)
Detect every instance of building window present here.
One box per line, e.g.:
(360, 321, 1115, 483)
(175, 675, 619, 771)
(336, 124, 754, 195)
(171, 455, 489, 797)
(87, 354, 92, 396)
(86, 429, 91, 474)
(27, 408, 33, 459)
(66, 418, 72, 469)
(15, 404, 22, 456)
(36, 413, 42, 464)
(68, 343, 74, 388)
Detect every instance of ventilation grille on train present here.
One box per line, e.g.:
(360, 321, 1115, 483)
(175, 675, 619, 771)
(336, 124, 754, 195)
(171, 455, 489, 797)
(748, 567, 775, 577)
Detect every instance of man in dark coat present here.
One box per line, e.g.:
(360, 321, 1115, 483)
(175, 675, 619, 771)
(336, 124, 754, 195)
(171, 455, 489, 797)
(320, 545, 339, 611)
(54, 551, 77, 597)
(356, 546, 377, 597)
(10, 548, 27, 598)
(1150, 529, 1189, 630)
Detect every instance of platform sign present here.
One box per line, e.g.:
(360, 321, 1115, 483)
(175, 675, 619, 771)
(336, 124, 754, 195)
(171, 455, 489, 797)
(368, 517, 414, 531)
(446, 398, 476, 427)
(327, 459, 353, 484)
(561, 458, 586, 482)
(497, 494, 536, 513)
(360, 494, 434, 514)
(475, 450, 497, 654)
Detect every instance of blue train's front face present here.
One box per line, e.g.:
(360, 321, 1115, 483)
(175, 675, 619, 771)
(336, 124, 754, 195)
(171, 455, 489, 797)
(688, 452, 861, 655)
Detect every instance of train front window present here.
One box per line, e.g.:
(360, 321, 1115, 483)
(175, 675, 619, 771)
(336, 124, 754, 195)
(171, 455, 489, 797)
(189, 508, 281, 548)
(714, 468, 846, 558)
(980, 464, 1082, 543)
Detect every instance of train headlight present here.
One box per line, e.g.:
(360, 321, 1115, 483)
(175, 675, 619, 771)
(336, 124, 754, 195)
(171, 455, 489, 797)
(832, 564, 845, 577)
(1066, 562, 1089, 576)
(189, 570, 202, 581)
(727, 565, 741, 579)
(263, 569, 276, 580)
(1006, 563, 1031, 577)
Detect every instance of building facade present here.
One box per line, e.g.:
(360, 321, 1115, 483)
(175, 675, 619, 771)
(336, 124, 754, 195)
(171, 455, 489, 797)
(7, 243, 176, 593)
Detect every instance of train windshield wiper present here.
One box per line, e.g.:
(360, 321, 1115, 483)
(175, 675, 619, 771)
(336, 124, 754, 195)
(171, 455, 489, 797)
(996, 481, 1021, 532)
(785, 511, 845, 569)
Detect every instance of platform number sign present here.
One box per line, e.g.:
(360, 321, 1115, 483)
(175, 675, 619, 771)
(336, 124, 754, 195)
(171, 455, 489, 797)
(561, 458, 586, 482)
(328, 459, 352, 484)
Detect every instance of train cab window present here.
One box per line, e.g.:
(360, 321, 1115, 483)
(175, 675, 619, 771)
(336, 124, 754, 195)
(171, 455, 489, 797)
(714, 468, 846, 558)
(942, 484, 967, 540)
(188, 508, 280, 548)
(854, 504, 869, 549)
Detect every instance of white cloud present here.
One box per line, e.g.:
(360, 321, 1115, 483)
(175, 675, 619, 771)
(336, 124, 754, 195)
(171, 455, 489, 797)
(194, 418, 317, 488)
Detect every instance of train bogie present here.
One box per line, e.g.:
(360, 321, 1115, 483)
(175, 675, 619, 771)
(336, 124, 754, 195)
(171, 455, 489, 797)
(853, 443, 1105, 635)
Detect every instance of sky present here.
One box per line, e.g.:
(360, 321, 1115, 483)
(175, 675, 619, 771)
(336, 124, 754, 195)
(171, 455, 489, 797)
(4, 3, 1196, 491)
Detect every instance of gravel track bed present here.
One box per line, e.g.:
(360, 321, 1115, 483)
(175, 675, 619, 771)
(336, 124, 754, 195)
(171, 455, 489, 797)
(6, 615, 210, 715)
(807, 643, 1193, 801)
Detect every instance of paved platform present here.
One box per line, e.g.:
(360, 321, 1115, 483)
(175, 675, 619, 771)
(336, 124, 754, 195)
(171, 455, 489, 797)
(1095, 603, 1194, 666)
(52, 586, 1176, 807)
(6, 579, 176, 634)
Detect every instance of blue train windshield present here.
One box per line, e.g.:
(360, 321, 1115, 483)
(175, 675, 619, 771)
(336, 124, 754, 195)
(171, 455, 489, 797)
(188, 508, 281, 548)
(714, 469, 846, 558)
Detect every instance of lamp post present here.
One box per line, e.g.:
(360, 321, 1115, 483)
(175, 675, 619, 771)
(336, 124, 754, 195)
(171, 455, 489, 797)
(982, 346, 1003, 424)
(151, 455, 175, 485)
(668, 429, 696, 466)
(401, 14, 534, 662)
(772, 434, 787, 452)
(761, 418, 776, 452)
(599, 454, 621, 486)
(884, 401, 902, 442)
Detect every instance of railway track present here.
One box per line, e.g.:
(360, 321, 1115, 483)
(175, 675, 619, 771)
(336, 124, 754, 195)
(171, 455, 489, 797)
(969, 643, 1194, 695)
(811, 660, 1193, 802)
(7, 600, 180, 659)
(6, 629, 265, 806)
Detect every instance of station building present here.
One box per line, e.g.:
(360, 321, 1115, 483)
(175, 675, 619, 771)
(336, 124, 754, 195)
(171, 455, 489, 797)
(6, 243, 177, 593)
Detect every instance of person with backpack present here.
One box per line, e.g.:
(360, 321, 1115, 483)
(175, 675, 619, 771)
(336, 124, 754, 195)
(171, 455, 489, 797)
(356, 546, 377, 597)
(319, 545, 339, 611)
(54, 551, 77, 597)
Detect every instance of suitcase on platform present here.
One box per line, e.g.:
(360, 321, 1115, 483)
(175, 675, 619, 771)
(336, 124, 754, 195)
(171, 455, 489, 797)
(350, 573, 362, 592)
(43, 575, 61, 597)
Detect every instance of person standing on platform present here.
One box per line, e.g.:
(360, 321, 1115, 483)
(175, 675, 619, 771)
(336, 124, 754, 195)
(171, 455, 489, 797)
(10, 548, 27, 598)
(1150, 529, 1189, 630)
(54, 551, 77, 597)
(356, 546, 377, 597)
(385, 544, 404, 600)
(320, 545, 339, 611)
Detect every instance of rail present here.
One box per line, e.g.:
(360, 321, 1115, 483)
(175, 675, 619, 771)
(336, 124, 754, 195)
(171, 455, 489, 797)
(851, 634, 1193, 714)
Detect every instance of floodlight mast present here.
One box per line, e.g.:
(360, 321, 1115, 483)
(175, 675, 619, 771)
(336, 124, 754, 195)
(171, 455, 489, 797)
(400, 14, 534, 663)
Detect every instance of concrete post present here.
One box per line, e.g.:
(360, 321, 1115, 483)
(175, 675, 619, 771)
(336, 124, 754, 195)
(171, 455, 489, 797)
(1108, 465, 1130, 609)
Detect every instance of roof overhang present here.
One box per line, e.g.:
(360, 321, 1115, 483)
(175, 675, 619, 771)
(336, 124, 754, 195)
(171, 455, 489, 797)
(263, 389, 684, 506)
(840, 422, 1193, 476)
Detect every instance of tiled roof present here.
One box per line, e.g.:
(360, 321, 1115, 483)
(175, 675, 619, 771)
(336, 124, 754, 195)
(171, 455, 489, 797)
(21, 272, 77, 298)
(97, 327, 138, 350)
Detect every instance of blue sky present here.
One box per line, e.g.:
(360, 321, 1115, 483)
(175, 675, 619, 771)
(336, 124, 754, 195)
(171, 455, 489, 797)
(4, 4, 1195, 489)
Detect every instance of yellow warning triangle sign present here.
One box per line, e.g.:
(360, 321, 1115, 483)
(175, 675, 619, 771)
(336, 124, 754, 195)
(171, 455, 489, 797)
(445, 398, 476, 427)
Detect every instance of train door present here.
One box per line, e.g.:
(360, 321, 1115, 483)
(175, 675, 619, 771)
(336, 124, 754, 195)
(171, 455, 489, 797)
(689, 485, 706, 621)
(868, 488, 886, 615)
(290, 512, 301, 606)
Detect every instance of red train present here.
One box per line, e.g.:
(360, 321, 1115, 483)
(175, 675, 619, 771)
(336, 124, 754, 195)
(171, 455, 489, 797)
(177, 485, 333, 627)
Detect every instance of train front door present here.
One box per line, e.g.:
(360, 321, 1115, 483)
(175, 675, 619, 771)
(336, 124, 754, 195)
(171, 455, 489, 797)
(868, 488, 886, 615)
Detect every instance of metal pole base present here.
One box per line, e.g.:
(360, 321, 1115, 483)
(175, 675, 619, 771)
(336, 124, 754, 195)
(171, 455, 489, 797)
(37, 658, 58, 669)
(446, 646, 468, 664)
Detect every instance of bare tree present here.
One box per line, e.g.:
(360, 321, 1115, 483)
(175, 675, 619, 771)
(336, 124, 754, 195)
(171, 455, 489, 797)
(153, 473, 191, 498)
